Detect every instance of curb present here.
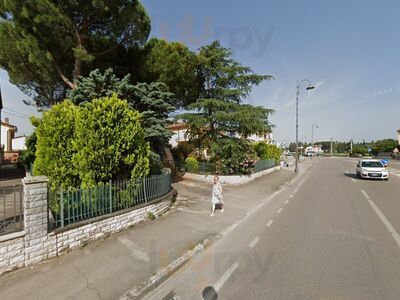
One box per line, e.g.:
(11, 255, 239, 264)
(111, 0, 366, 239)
(120, 235, 219, 300)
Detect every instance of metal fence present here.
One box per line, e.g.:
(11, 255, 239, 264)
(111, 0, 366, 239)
(0, 185, 23, 236)
(51, 173, 172, 228)
(254, 159, 276, 173)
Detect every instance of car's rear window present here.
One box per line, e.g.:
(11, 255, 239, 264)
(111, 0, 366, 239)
(361, 161, 383, 168)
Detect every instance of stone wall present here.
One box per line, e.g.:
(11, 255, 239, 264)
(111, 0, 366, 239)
(0, 176, 173, 275)
(52, 193, 172, 255)
(0, 232, 25, 273)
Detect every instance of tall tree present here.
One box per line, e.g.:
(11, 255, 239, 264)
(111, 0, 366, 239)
(140, 38, 201, 107)
(372, 139, 397, 155)
(0, 0, 150, 107)
(180, 41, 274, 149)
(34, 100, 80, 190)
(68, 69, 174, 173)
(74, 95, 149, 187)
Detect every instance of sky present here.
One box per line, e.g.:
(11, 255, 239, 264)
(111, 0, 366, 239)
(1, 0, 400, 142)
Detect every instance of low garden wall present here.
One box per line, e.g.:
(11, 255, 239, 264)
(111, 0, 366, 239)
(0, 176, 173, 275)
(183, 165, 282, 185)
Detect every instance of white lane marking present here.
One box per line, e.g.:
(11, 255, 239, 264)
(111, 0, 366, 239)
(267, 220, 274, 227)
(361, 190, 370, 200)
(293, 170, 311, 194)
(351, 178, 357, 183)
(248, 237, 260, 248)
(368, 199, 400, 249)
(214, 262, 239, 292)
(284, 200, 289, 205)
(277, 208, 283, 214)
(246, 208, 256, 216)
(289, 194, 294, 198)
(222, 223, 238, 236)
(219, 160, 315, 238)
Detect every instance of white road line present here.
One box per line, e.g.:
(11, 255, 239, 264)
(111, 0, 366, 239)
(267, 220, 274, 227)
(367, 199, 400, 249)
(289, 194, 294, 198)
(222, 223, 238, 236)
(284, 200, 289, 205)
(246, 208, 256, 216)
(248, 237, 260, 248)
(361, 190, 370, 200)
(277, 208, 283, 214)
(351, 178, 357, 183)
(293, 171, 311, 194)
(213, 262, 239, 292)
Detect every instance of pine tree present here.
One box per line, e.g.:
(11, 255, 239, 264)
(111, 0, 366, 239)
(68, 69, 175, 173)
(0, 0, 150, 107)
(180, 41, 274, 151)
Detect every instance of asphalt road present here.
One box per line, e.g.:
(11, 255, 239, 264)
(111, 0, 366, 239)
(143, 157, 400, 300)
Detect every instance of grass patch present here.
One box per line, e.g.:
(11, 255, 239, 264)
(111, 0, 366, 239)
(147, 212, 156, 221)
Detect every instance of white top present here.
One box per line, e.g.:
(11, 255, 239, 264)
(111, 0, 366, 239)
(211, 182, 223, 204)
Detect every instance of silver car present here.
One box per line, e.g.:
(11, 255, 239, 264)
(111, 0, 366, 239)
(356, 159, 389, 180)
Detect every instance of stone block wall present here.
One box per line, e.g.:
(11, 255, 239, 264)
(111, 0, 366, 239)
(0, 233, 25, 273)
(0, 176, 173, 275)
(53, 193, 172, 254)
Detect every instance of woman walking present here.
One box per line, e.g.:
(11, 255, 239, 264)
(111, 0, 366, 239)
(211, 175, 223, 216)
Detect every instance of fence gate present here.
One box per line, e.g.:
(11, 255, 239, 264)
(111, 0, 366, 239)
(0, 185, 23, 236)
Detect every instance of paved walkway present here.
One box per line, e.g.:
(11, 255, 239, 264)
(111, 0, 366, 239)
(0, 163, 307, 300)
(0, 164, 25, 187)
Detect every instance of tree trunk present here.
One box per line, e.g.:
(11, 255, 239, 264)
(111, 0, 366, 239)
(72, 58, 82, 89)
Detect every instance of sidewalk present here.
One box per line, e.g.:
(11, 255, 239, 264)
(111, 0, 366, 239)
(0, 164, 305, 300)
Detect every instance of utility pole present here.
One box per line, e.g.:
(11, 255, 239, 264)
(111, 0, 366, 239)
(294, 80, 315, 173)
(350, 139, 353, 154)
(330, 138, 333, 156)
(311, 123, 318, 145)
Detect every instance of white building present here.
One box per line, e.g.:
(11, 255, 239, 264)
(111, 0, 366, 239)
(1, 118, 17, 152)
(12, 136, 27, 151)
(0, 118, 27, 163)
(167, 121, 189, 148)
(304, 145, 323, 156)
(247, 132, 274, 144)
(168, 121, 274, 147)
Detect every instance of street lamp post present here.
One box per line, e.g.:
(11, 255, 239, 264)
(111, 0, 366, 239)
(295, 79, 315, 173)
(311, 123, 319, 146)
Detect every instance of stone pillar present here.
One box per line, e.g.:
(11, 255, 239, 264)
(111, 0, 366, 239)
(23, 176, 49, 266)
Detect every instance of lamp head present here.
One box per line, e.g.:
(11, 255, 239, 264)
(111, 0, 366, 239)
(306, 85, 315, 90)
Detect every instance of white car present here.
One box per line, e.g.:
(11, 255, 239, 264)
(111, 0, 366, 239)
(356, 159, 389, 180)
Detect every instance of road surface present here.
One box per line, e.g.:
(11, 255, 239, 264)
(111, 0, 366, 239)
(143, 157, 400, 300)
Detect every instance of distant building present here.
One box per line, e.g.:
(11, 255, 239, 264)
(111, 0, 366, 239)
(244, 133, 274, 144)
(304, 145, 323, 156)
(1, 118, 26, 163)
(12, 135, 27, 151)
(167, 121, 189, 148)
(1, 118, 17, 152)
(167, 121, 274, 147)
